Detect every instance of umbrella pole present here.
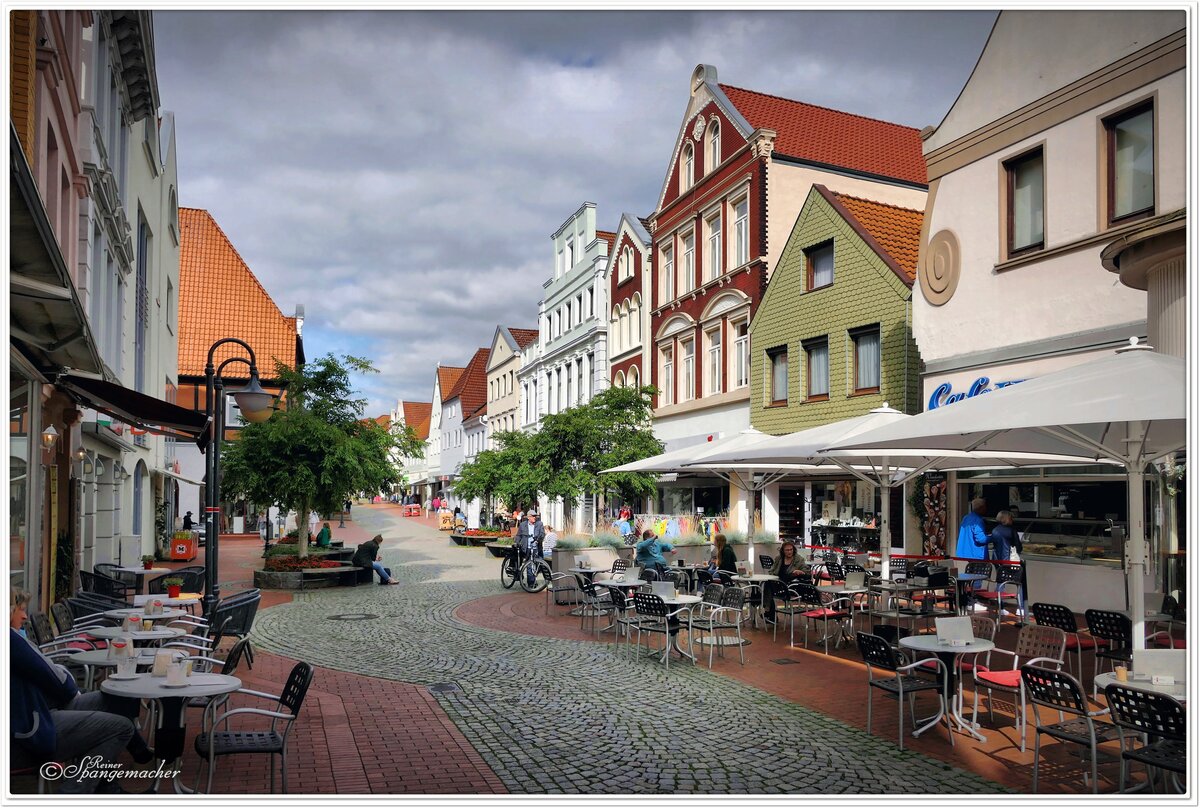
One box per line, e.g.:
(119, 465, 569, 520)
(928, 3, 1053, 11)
(879, 459, 891, 581)
(1128, 463, 1147, 650)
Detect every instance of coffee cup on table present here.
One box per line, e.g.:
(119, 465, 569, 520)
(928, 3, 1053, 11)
(1115, 666, 1129, 682)
(166, 661, 186, 686)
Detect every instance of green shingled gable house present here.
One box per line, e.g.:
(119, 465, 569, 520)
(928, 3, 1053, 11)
(750, 184, 923, 435)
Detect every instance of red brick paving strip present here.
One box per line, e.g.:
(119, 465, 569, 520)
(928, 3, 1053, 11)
(153, 508, 506, 795)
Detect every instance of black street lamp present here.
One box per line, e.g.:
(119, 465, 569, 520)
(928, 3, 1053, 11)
(203, 338, 276, 619)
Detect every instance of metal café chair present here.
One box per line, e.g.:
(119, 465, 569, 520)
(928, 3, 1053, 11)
(971, 623, 1066, 752)
(1104, 682, 1187, 793)
(1031, 602, 1106, 678)
(856, 631, 953, 750)
(1023, 665, 1118, 794)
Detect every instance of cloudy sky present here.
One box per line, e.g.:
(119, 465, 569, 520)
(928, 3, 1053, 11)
(156, 9, 997, 416)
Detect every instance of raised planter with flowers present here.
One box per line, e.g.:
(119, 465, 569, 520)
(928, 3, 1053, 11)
(253, 556, 348, 590)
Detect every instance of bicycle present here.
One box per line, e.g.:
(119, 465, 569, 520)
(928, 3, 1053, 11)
(499, 539, 551, 593)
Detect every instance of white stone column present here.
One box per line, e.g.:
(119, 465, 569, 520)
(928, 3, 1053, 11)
(763, 482, 780, 536)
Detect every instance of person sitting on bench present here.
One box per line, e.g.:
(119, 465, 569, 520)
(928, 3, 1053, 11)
(352, 534, 398, 585)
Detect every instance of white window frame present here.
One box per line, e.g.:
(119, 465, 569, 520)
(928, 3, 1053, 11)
(661, 245, 674, 303)
(706, 214, 722, 282)
(734, 197, 749, 268)
(681, 144, 694, 193)
(732, 319, 749, 389)
(706, 326, 722, 395)
(661, 345, 674, 406)
(707, 119, 721, 173)
(681, 232, 695, 294)
(680, 337, 695, 403)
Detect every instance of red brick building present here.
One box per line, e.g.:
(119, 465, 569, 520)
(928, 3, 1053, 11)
(605, 214, 652, 389)
(648, 64, 928, 454)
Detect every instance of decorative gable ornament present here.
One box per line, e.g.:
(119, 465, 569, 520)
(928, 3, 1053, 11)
(692, 116, 706, 141)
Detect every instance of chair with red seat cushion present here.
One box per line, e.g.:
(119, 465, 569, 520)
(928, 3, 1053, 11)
(1031, 602, 1108, 678)
(1149, 631, 1186, 649)
(973, 563, 1024, 624)
(793, 582, 852, 654)
(971, 623, 1066, 752)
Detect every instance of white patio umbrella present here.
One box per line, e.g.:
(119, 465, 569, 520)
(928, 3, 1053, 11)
(824, 340, 1186, 649)
(602, 429, 822, 533)
(685, 405, 1103, 578)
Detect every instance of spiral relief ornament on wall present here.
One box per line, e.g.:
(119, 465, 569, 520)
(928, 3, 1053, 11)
(919, 229, 961, 306)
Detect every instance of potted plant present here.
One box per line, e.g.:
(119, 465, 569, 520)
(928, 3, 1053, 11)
(140, 554, 156, 570)
(161, 576, 184, 598)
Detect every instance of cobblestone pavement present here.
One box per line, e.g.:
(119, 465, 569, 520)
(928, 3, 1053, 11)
(251, 508, 1010, 795)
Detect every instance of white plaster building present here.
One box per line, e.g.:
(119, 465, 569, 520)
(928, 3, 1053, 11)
(424, 365, 464, 505)
(517, 202, 611, 530)
(485, 326, 538, 449)
(75, 12, 182, 569)
(913, 9, 1185, 612)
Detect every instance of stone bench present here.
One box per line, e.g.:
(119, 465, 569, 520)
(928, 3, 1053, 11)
(299, 565, 373, 589)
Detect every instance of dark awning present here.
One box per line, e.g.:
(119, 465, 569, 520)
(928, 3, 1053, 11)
(10, 125, 104, 375)
(58, 373, 209, 438)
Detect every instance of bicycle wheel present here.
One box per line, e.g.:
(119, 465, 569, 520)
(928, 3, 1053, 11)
(520, 560, 551, 593)
(500, 556, 518, 589)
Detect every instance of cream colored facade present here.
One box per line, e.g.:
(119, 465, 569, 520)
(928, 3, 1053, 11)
(912, 10, 1185, 613)
(915, 10, 1183, 378)
(485, 327, 524, 448)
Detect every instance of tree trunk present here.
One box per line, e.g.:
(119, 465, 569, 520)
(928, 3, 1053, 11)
(298, 501, 310, 558)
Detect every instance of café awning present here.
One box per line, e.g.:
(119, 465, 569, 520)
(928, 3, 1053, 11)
(58, 372, 209, 439)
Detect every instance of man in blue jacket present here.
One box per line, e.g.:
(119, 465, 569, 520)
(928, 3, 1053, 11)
(955, 497, 990, 560)
(10, 588, 150, 793)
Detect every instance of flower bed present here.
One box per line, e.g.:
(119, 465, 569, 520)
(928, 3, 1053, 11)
(462, 529, 508, 537)
(264, 556, 345, 572)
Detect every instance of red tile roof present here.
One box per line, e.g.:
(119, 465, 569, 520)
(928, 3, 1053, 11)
(508, 327, 539, 349)
(178, 208, 298, 379)
(437, 366, 465, 400)
(375, 414, 391, 430)
(596, 230, 616, 251)
(401, 401, 432, 441)
(719, 84, 927, 185)
(446, 348, 490, 417)
(825, 188, 923, 284)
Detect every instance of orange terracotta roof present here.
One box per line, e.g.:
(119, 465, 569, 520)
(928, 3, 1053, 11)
(465, 402, 487, 422)
(375, 414, 391, 429)
(508, 327, 539, 349)
(446, 348, 490, 416)
(596, 230, 616, 250)
(178, 208, 298, 379)
(826, 188, 923, 284)
(401, 401, 432, 441)
(437, 366, 465, 400)
(719, 84, 927, 186)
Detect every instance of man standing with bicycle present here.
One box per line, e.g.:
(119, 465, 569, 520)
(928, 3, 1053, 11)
(516, 510, 546, 563)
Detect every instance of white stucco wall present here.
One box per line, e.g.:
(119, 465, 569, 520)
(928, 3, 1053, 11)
(914, 70, 1182, 365)
(926, 10, 1185, 152)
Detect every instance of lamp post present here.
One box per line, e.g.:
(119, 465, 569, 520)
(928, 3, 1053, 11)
(203, 338, 276, 619)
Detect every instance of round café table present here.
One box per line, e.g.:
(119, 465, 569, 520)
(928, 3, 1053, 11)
(104, 607, 190, 622)
(86, 625, 186, 644)
(1095, 672, 1187, 703)
(899, 634, 995, 742)
(102, 671, 242, 793)
(657, 593, 701, 662)
(69, 646, 157, 690)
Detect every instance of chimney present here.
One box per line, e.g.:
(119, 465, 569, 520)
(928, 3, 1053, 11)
(294, 304, 305, 337)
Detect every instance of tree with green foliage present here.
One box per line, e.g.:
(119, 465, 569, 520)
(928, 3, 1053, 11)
(220, 354, 422, 556)
(454, 384, 660, 532)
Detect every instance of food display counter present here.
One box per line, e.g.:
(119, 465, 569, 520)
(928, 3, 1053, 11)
(1003, 517, 1127, 566)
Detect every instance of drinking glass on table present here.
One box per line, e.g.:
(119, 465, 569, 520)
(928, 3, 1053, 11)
(116, 656, 137, 677)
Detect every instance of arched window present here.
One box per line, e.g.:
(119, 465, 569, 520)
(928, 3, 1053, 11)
(621, 303, 631, 351)
(622, 245, 634, 281)
(706, 119, 721, 173)
(611, 307, 622, 354)
(681, 144, 694, 193)
(629, 365, 640, 390)
(614, 370, 626, 389)
(630, 293, 641, 345)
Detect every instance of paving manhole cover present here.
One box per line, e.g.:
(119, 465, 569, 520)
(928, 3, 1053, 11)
(771, 658, 800, 665)
(429, 683, 462, 694)
(326, 613, 380, 621)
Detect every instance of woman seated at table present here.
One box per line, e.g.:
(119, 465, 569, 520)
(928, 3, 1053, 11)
(10, 587, 153, 793)
(763, 541, 807, 625)
(707, 533, 738, 581)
